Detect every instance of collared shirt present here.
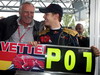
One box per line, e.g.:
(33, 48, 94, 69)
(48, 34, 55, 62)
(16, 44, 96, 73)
(6, 18, 34, 43)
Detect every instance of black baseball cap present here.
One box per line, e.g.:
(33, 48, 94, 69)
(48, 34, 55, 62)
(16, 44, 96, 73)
(39, 4, 63, 18)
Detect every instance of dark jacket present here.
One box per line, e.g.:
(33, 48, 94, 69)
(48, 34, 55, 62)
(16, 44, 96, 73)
(0, 15, 44, 75)
(38, 28, 79, 46)
(0, 15, 44, 41)
(78, 36, 89, 47)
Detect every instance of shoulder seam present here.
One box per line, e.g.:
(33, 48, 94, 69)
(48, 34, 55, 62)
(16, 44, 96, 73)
(63, 28, 78, 36)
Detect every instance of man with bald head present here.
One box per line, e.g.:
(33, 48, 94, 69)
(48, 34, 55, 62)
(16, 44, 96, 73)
(75, 23, 89, 47)
(75, 23, 84, 35)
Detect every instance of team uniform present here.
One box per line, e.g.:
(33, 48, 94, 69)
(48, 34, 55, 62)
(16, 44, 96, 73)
(38, 27, 79, 46)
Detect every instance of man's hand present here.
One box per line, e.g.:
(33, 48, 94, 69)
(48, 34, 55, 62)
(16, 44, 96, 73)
(91, 46, 100, 57)
(28, 41, 40, 47)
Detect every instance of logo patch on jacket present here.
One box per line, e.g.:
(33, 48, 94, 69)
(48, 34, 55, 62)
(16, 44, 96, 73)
(40, 35, 52, 43)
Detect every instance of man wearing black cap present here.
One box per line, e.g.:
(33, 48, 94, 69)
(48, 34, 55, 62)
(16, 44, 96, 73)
(36, 4, 79, 46)
(36, 4, 100, 56)
(30, 4, 100, 57)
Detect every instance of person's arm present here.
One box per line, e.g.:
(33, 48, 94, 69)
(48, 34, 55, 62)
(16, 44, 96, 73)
(0, 18, 6, 41)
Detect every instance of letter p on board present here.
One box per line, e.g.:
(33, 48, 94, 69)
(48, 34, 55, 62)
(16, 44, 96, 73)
(46, 48, 61, 69)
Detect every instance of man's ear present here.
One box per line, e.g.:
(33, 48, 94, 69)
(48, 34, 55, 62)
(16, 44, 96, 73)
(54, 14, 59, 20)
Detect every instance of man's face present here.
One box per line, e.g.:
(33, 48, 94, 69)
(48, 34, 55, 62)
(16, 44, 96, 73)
(19, 4, 35, 25)
(43, 13, 56, 27)
(75, 25, 84, 34)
